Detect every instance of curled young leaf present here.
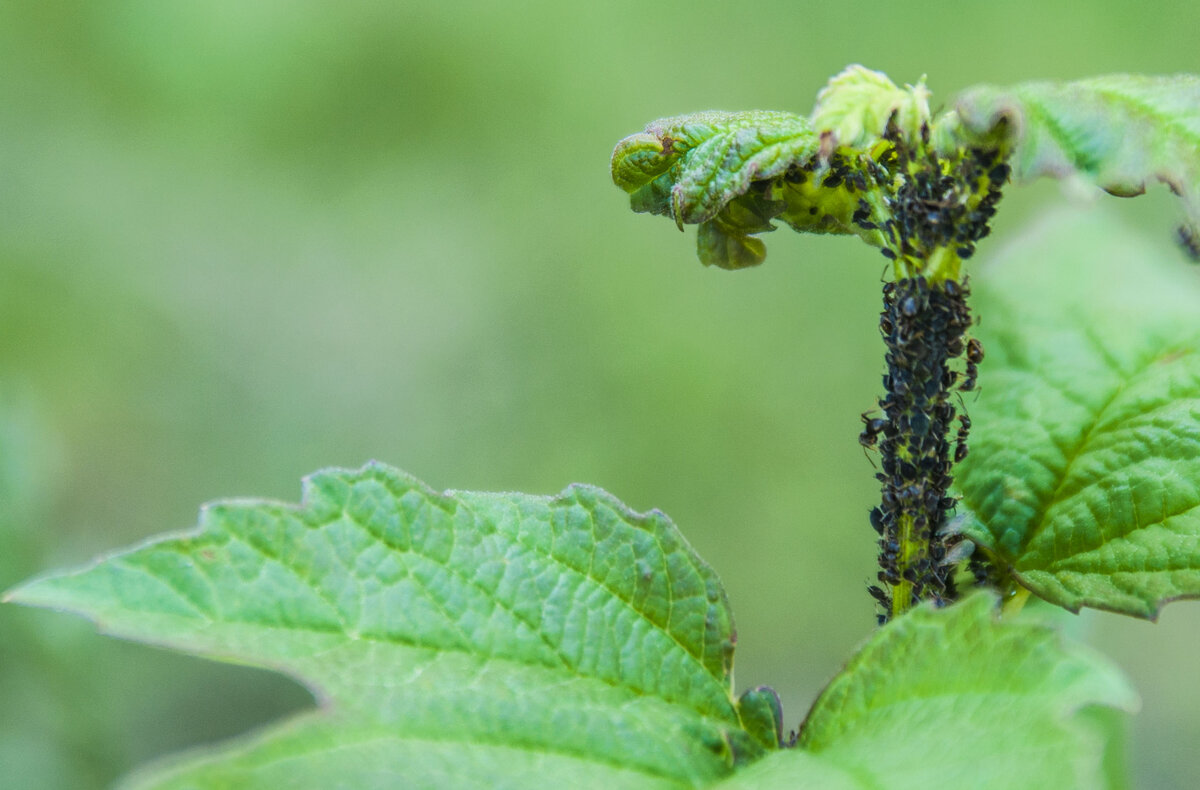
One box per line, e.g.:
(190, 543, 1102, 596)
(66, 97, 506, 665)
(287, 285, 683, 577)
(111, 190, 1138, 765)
(612, 112, 816, 218)
(611, 67, 1009, 272)
(612, 110, 825, 268)
(811, 64, 932, 148)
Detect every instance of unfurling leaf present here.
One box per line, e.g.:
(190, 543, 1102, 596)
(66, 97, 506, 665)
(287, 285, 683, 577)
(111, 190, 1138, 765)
(611, 111, 822, 269)
(811, 64, 932, 149)
(614, 67, 1200, 269)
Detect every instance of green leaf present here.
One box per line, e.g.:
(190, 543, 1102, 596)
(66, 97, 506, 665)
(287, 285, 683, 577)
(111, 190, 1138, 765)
(695, 192, 784, 270)
(6, 463, 766, 788)
(811, 64, 932, 149)
(714, 593, 1138, 790)
(612, 111, 818, 224)
(734, 686, 785, 753)
(612, 110, 822, 269)
(953, 74, 1200, 259)
(956, 206, 1200, 618)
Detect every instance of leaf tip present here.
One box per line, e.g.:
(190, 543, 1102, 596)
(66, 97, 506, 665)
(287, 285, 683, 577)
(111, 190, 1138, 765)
(3, 566, 90, 616)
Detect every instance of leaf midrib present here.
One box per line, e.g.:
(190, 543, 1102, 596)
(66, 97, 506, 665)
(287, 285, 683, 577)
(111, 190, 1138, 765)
(1018, 339, 1200, 562)
(1017, 80, 1200, 194)
(461, 491, 730, 697)
(1087, 82, 1200, 158)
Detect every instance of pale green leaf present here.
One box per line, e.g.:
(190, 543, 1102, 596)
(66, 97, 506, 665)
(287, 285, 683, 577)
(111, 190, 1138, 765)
(953, 74, 1200, 259)
(957, 206, 1200, 617)
(715, 594, 1137, 790)
(811, 64, 932, 149)
(695, 191, 783, 270)
(6, 463, 764, 788)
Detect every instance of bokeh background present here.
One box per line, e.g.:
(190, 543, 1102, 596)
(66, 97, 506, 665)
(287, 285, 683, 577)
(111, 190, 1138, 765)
(2, 2, 1199, 787)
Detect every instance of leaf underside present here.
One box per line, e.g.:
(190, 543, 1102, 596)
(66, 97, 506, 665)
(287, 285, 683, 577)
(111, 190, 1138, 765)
(8, 463, 760, 789)
(956, 206, 1200, 618)
(953, 74, 1200, 260)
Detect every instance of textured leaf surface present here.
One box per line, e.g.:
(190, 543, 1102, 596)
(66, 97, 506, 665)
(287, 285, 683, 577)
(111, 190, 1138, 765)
(957, 207, 1200, 617)
(953, 74, 1200, 259)
(716, 594, 1137, 790)
(612, 111, 818, 224)
(611, 110, 822, 269)
(7, 463, 764, 789)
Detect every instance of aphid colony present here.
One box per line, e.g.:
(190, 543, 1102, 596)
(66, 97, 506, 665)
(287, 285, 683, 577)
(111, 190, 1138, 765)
(850, 121, 1004, 623)
(615, 106, 1009, 621)
(864, 276, 977, 622)
(852, 121, 1008, 266)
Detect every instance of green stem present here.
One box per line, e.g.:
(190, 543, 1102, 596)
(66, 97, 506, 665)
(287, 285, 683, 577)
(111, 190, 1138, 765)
(890, 513, 918, 620)
(1001, 587, 1032, 619)
(864, 127, 1005, 623)
(872, 275, 972, 620)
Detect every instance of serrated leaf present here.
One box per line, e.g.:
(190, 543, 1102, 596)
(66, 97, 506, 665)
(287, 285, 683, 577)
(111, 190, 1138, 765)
(956, 207, 1200, 618)
(714, 593, 1138, 790)
(6, 463, 766, 788)
(953, 74, 1200, 259)
(612, 111, 818, 223)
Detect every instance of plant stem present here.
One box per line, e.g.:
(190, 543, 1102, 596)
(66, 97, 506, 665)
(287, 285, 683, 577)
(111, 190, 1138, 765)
(875, 276, 972, 620)
(1001, 587, 1032, 619)
(862, 125, 1005, 622)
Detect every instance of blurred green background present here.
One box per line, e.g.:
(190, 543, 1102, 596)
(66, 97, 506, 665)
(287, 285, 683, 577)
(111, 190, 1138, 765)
(2, 1, 1199, 787)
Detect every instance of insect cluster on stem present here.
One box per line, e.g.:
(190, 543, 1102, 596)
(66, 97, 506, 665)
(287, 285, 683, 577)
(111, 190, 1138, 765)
(867, 275, 979, 621)
(849, 119, 1005, 622)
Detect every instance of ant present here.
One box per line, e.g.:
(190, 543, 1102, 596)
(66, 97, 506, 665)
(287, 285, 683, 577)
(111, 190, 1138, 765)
(953, 413, 971, 463)
(959, 338, 983, 393)
(966, 337, 984, 364)
(960, 364, 978, 393)
(859, 411, 887, 450)
(867, 584, 891, 609)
